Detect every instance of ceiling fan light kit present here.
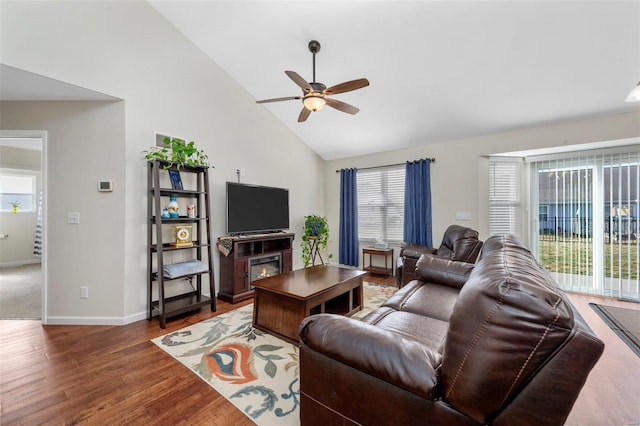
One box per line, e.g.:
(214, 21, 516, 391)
(625, 81, 640, 102)
(303, 94, 326, 111)
(256, 40, 370, 122)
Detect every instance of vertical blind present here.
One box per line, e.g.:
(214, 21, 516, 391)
(531, 150, 639, 301)
(489, 157, 522, 237)
(357, 166, 405, 242)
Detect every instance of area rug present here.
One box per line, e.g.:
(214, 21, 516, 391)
(152, 282, 398, 425)
(589, 303, 640, 358)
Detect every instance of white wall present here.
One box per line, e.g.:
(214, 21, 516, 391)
(1, 101, 126, 320)
(0, 1, 323, 324)
(324, 111, 640, 267)
(0, 146, 42, 266)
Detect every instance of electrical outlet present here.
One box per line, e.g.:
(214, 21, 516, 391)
(80, 286, 89, 299)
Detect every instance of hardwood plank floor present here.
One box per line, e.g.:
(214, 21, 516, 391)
(1, 273, 639, 425)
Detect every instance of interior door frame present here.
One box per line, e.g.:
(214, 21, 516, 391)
(0, 130, 48, 323)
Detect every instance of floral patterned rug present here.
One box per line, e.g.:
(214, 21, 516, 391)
(151, 282, 397, 425)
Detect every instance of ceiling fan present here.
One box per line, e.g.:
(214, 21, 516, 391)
(256, 40, 370, 122)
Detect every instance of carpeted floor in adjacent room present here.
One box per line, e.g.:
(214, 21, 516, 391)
(0, 264, 41, 319)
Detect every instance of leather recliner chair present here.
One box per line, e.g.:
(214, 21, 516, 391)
(396, 224, 483, 287)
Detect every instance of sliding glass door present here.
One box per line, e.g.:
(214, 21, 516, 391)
(530, 150, 639, 301)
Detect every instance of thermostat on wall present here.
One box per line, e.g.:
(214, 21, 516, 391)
(98, 181, 113, 192)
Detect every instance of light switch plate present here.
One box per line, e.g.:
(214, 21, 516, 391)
(455, 212, 472, 221)
(68, 212, 80, 224)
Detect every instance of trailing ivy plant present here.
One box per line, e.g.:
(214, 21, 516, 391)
(142, 137, 212, 169)
(301, 215, 333, 267)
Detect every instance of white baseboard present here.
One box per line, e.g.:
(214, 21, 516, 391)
(124, 311, 148, 325)
(46, 311, 148, 326)
(0, 259, 42, 268)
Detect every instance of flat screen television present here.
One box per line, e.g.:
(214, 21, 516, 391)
(226, 182, 290, 235)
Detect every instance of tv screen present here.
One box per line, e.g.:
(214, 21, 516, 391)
(226, 182, 290, 235)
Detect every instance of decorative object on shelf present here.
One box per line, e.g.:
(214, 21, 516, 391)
(301, 215, 332, 267)
(162, 259, 207, 279)
(187, 204, 196, 218)
(161, 207, 170, 219)
(373, 236, 388, 249)
(167, 195, 180, 218)
(10, 200, 21, 214)
(172, 225, 193, 248)
(168, 170, 183, 190)
(142, 136, 212, 169)
(216, 237, 233, 257)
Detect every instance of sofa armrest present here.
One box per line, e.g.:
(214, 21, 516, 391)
(299, 314, 440, 399)
(415, 254, 475, 289)
(401, 244, 438, 259)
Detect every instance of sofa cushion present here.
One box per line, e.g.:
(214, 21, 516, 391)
(361, 307, 450, 352)
(299, 314, 441, 399)
(415, 254, 475, 289)
(440, 234, 575, 424)
(382, 279, 460, 322)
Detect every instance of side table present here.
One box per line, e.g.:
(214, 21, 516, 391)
(362, 247, 394, 276)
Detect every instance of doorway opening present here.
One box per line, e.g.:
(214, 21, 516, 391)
(0, 131, 47, 320)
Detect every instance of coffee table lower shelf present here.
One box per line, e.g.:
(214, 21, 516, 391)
(252, 265, 366, 345)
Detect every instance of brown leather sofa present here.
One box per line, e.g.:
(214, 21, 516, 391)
(396, 224, 483, 287)
(299, 234, 604, 426)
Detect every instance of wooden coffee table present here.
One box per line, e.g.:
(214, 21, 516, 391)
(252, 265, 366, 344)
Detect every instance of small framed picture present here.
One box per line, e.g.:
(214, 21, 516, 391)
(168, 170, 183, 190)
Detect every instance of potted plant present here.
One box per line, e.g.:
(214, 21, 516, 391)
(142, 136, 212, 169)
(301, 215, 333, 267)
(10, 200, 21, 214)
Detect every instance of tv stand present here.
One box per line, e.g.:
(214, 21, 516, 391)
(218, 232, 294, 303)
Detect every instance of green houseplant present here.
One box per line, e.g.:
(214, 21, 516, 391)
(10, 200, 21, 214)
(301, 215, 333, 267)
(142, 137, 212, 169)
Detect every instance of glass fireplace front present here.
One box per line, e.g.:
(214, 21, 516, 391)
(249, 254, 282, 288)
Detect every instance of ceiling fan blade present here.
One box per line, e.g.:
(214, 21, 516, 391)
(256, 96, 301, 104)
(285, 71, 312, 93)
(298, 107, 311, 122)
(325, 98, 359, 115)
(324, 78, 370, 95)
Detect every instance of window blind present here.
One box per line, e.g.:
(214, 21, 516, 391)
(0, 172, 36, 212)
(357, 166, 405, 242)
(531, 150, 639, 301)
(489, 157, 522, 236)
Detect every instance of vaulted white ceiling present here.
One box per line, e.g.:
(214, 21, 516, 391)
(2, 2, 639, 161)
(150, 1, 640, 160)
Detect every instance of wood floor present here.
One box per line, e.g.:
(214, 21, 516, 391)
(1, 273, 639, 425)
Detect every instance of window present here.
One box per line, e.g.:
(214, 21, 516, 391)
(357, 166, 405, 242)
(489, 157, 522, 236)
(0, 172, 36, 212)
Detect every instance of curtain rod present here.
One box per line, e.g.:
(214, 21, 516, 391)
(335, 157, 435, 173)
